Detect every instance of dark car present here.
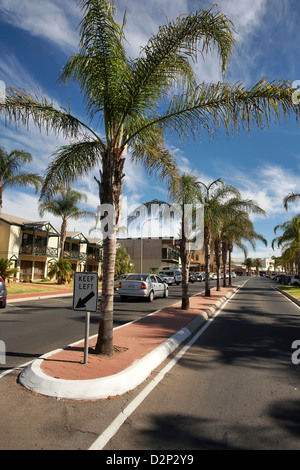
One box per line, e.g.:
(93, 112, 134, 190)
(188, 272, 197, 283)
(0, 276, 7, 308)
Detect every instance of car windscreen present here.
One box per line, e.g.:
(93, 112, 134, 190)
(126, 274, 149, 281)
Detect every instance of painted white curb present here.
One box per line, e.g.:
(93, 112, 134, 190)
(19, 315, 207, 400)
(19, 287, 238, 400)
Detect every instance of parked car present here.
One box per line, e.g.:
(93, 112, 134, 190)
(291, 274, 300, 286)
(114, 274, 129, 290)
(231, 272, 236, 278)
(159, 274, 175, 285)
(210, 273, 217, 280)
(284, 275, 292, 285)
(118, 273, 169, 301)
(158, 267, 182, 285)
(189, 272, 197, 283)
(0, 276, 7, 308)
(195, 272, 204, 281)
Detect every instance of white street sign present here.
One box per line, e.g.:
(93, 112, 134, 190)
(73, 272, 98, 312)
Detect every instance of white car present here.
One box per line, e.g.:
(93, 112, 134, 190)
(291, 275, 300, 286)
(210, 273, 217, 280)
(159, 274, 175, 285)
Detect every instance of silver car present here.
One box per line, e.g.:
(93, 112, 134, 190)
(114, 274, 129, 290)
(0, 276, 7, 308)
(118, 273, 169, 302)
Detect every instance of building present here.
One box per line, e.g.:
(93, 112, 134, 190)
(0, 212, 103, 281)
(117, 237, 181, 273)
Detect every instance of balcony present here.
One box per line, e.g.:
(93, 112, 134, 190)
(20, 244, 58, 257)
(161, 247, 180, 262)
(63, 250, 87, 261)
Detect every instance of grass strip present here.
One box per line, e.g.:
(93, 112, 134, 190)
(278, 285, 300, 300)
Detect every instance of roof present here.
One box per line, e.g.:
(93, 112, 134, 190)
(0, 212, 60, 236)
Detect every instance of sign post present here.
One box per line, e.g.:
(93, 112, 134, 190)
(73, 272, 99, 363)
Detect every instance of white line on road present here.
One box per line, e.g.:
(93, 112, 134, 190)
(88, 279, 248, 450)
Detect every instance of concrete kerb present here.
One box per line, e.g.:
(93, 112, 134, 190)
(275, 286, 300, 307)
(19, 286, 238, 401)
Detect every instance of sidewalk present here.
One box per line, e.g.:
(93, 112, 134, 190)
(18, 284, 238, 400)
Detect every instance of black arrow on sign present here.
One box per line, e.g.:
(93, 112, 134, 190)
(76, 291, 95, 309)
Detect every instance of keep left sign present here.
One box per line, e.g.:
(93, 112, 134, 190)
(73, 272, 99, 312)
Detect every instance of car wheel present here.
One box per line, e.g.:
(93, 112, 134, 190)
(148, 290, 154, 302)
(120, 295, 127, 301)
(163, 287, 169, 298)
(0, 298, 6, 308)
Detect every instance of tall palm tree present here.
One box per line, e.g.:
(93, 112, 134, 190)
(39, 188, 96, 257)
(1, 2, 299, 354)
(171, 173, 203, 309)
(243, 257, 254, 275)
(127, 173, 202, 310)
(196, 179, 240, 296)
(0, 146, 42, 210)
(219, 199, 267, 285)
(221, 211, 267, 284)
(272, 217, 300, 276)
(253, 258, 263, 276)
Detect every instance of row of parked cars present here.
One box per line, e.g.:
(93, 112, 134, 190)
(268, 272, 299, 286)
(114, 269, 238, 303)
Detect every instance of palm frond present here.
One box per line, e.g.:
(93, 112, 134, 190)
(1, 87, 103, 143)
(41, 141, 103, 198)
(283, 192, 300, 210)
(60, 0, 129, 126)
(127, 78, 299, 145)
(4, 173, 42, 192)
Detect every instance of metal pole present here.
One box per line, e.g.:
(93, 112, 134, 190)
(83, 311, 90, 364)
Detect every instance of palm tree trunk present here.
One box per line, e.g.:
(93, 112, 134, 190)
(214, 236, 221, 291)
(204, 224, 211, 297)
(0, 186, 3, 212)
(94, 148, 125, 355)
(95, 234, 117, 354)
(222, 241, 227, 287)
(180, 212, 190, 310)
(60, 215, 67, 258)
(228, 247, 233, 286)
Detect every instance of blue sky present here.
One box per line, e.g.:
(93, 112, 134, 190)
(0, 0, 300, 260)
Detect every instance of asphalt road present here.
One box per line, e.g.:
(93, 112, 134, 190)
(2, 275, 298, 451)
(0, 278, 220, 371)
(100, 276, 300, 450)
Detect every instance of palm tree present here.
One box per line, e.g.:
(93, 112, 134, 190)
(243, 258, 254, 276)
(221, 211, 267, 284)
(219, 199, 267, 285)
(1, 1, 299, 354)
(0, 258, 18, 280)
(272, 217, 300, 276)
(39, 188, 96, 257)
(253, 258, 263, 276)
(171, 173, 203, 309)
(196, 179, 241, 296)
(48, 258, 72, 284)
(127, 173, 202, 310)
(0, 146, 42, 211)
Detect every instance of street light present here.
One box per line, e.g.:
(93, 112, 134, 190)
(140, 218, 158, 273)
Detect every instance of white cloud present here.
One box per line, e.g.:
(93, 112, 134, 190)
(0, 0, 80, 52)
